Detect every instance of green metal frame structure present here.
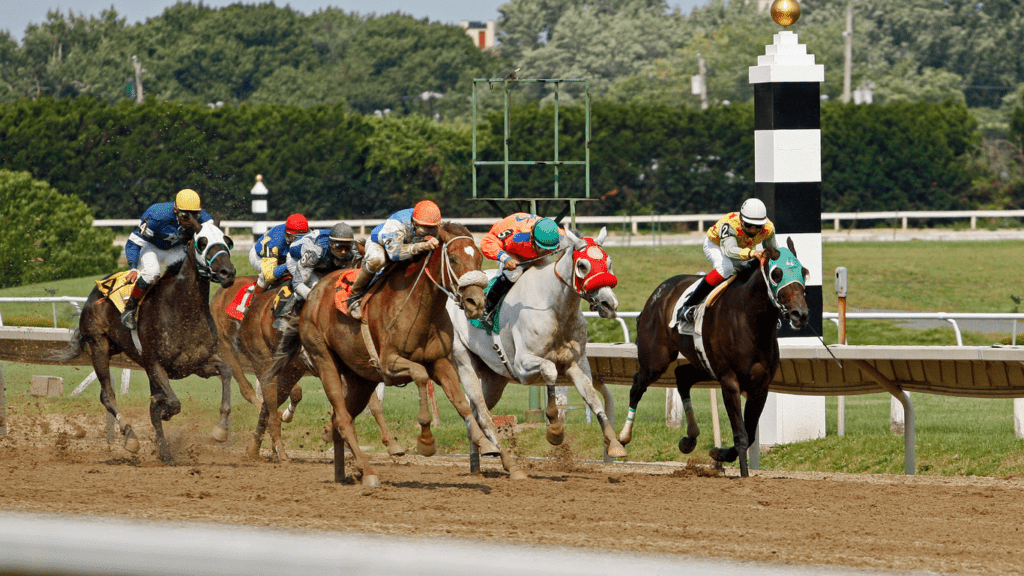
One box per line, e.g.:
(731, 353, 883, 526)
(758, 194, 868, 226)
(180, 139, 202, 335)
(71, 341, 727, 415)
(471, 77, 592, 227)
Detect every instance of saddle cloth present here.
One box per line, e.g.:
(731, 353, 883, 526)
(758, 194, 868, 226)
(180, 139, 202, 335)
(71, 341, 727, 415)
(333, 268, 362, 316)
(94, 271, 139, 314)
(226, 282, 256, 321)
(668, 275, 736, 335)
(469, 275, 505, 335)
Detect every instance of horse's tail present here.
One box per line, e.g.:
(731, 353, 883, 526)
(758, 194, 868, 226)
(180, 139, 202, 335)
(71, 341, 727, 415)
(51, 329, 85, 362)
(260, 317, 303, 387)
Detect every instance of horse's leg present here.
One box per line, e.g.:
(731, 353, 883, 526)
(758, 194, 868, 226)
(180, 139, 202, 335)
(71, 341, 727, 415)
(222, 325, 260, 408)
(382, 355, 437, 457)
(247, 400, 271, 460)
(564, 362, 627, 458)
(145, 363, 179, 464)
(211, 358, 232, 443)
(256, 376, 282, 461)
(280, 383, 302, 423)
(739, 377, 771, 478)
(433, 355, 505, 458)
(268, 369, 304, 462)
(366, 385, 405, 456)
(90, 339, 140, 453)
(450, 346, 503, 467)
(543, 384, 564, 446)
(619, 341, 675, 445)
(709, 372, 747, 473)
(318, 358, 378, 486)
(675, 363, 710, 454)
(510, 351, 565, 446)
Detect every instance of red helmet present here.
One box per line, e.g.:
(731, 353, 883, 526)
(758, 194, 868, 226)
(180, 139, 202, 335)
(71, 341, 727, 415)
(412, 200, 441, 226)
(285, 213, 309, 235)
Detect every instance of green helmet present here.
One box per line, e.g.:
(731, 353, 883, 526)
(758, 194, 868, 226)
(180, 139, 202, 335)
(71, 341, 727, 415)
(532, 218, 560, 251)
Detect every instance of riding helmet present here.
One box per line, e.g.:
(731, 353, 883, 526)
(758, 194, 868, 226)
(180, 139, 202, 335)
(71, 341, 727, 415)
(412, 200, 442, 226)
(739, 198, 768, 226)
(532, 218, 561, 251)
(285, 213, 310, 235)
(175, 189, 201, 211)
(329, 222, 355, 241)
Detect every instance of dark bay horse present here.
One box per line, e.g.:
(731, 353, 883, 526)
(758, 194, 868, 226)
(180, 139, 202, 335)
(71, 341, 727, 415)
(56, 220, 236, 463)
(264, 221, 489, 486)
(618, 237, 809, 477)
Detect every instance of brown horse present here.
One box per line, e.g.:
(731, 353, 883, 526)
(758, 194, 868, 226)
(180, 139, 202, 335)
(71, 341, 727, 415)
(618, 237, 809, 477)
(55, 220, 236, 463)
(264, 221, 489, 486)
(210, 275, 406, 462)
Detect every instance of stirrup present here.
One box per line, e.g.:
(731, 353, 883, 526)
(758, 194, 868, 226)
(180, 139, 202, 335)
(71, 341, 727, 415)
(679, 305, 696, 325)
(121, 309, 137, 331)
(348, 299, 363, 320)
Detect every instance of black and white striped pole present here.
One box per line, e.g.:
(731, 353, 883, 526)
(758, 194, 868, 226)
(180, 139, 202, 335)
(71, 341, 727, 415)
(251, 174, 268, 242)
(749, 0, 823, 343)
(748, 0, 826, 454)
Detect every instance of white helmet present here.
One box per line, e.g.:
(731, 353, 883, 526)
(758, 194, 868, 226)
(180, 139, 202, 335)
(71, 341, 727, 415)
(739, 198, 768, 226)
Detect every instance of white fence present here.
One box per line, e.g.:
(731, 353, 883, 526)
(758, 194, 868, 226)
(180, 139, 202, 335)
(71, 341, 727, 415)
(93, 209, 1024, 236)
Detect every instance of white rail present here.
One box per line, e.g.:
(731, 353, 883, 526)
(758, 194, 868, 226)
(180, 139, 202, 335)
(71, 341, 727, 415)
(92, 209, 1024, 235)
(0, 296, 88, 328)
(824, 311, 1024, 347)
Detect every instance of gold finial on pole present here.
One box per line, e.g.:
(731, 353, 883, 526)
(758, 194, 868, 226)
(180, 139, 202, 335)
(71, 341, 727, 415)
(770, 0, 801, 27)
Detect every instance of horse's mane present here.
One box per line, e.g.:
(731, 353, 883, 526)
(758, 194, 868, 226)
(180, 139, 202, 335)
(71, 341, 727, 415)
(733, 259, 761, 284)
(440, 220, 471, 237)
(164, 258, 186, 277)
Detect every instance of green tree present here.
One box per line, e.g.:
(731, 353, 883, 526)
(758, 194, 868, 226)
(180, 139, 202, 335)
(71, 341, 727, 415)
(0, 170, 119, 288)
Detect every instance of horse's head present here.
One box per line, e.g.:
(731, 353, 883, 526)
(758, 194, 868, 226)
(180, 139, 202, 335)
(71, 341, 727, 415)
(767, 237, 809, 330)
(194, 220, 236, 288)
(563, 227, 619, 319)
(437, 222, 487, 319)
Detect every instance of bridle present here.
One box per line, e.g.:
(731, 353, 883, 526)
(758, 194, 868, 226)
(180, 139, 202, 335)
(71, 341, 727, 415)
(758, 254, 805, 325)
(551, 240, 617, 309)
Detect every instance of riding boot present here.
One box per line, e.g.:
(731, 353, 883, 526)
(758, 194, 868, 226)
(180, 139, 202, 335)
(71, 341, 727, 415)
(120, 278, 150, 331)
(480, 274, 514, 329)
(346, 266, 374, 320)
(272, 293, 299, 331)
(678, 276, 717, 325)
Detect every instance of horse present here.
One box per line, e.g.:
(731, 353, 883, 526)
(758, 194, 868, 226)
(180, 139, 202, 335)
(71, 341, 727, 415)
(54, 220, 236, 463)
(617, 237, 809, 477)
(448, 227, 625, 479)
(263, 221, 489, 486)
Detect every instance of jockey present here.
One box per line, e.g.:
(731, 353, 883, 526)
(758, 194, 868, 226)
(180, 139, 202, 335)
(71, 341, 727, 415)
(274, 223, 362, 330)
(121, 189, 212, 330)
(679, 197, 779, 324)
(346, 200, 442, 320)
(247, 213, 309, 301)
(478, 213, 562, 329)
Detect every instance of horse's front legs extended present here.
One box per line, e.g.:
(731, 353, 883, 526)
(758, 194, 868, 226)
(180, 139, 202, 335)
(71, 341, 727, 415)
(383, 355, 436, 457)
(709, 372, 750, 476)
(564, 362, 626, 458)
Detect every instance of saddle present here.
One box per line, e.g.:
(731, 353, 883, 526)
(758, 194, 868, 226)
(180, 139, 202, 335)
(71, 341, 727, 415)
(670, 275, 737, 334)
(333, 268, 372, 317)
(95, 271, 143, 314)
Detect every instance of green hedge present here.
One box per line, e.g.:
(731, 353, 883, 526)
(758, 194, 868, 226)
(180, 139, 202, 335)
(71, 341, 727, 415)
(0, 97, 986, 220)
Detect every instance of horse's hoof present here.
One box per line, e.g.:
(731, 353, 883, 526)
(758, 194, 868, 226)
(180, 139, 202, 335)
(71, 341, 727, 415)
(617, 431, 632, 446)
(679, 436, 697, 454)
(387, 444, 406, 457)
(362, 474, 381, 488)
(606, 442, 627, 459)
(709, 447, 738, 463)
(281, 409, 294, 424)
(545, 425, 565, 446)
(124, 436, 140, 454)
(478, 437, 501, 456)
(510, 469, 528, 481)
(417, 438, 437, 457)
(210, 425, 229, 443)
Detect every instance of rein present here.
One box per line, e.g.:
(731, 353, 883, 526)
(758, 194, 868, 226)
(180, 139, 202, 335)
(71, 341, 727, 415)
(550, 247, 600, 307)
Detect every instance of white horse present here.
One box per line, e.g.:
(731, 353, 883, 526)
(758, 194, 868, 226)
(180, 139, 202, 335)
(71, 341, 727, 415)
(446, 227, 627, 479)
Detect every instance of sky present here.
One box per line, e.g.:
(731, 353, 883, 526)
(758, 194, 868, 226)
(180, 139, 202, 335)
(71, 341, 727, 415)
(2, 0, 710, 40)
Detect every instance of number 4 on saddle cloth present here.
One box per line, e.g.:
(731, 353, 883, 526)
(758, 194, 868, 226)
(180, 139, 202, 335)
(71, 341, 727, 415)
(94, 271, 147, 314)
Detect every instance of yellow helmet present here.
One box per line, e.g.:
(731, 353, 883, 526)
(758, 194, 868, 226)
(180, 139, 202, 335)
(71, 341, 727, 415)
(175, 189, 201, 211)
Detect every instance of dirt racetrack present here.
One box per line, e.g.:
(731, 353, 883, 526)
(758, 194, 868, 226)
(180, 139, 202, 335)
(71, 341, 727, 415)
(2, 410, 1024, 576)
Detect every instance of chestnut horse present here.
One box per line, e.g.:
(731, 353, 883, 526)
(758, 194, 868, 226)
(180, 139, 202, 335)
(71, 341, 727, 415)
(210, 275, 406, 462)
(618, 237, 809, 477)
(55, 220, 236, 463)
(264, 221, 489, 486)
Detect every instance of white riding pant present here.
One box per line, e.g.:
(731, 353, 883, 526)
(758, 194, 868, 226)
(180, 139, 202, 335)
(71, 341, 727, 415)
(134, 242, 185, 285)
(363, 241, 387, 273)
(247, 245, 262, 273)
(703, 237, 735, 279)
(499, 265, 525, 282)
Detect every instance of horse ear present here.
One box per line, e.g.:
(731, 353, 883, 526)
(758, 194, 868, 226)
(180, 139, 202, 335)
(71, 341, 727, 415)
(563, 226, 581, 246)
(224, 236, 234, 250)
(802, 266, 810, 282)
(786, 236, 797, 255)
(595, 227, 607, 246)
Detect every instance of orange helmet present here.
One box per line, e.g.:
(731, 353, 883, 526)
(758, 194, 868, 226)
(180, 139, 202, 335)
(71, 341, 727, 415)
(412, 200, 441, 226)
(285, 213, 309, 235)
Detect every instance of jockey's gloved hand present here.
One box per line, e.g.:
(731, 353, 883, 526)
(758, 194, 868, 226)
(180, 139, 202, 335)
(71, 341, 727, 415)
(413, 238, 438, 254)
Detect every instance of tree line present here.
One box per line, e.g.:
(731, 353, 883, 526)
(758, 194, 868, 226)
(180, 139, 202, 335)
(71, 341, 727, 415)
(0, 95, 1016, 222)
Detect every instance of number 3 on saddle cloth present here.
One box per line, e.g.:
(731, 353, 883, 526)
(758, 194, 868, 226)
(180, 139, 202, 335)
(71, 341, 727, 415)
(333, 268, 365, 316)
(94, 271, 146, 314)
